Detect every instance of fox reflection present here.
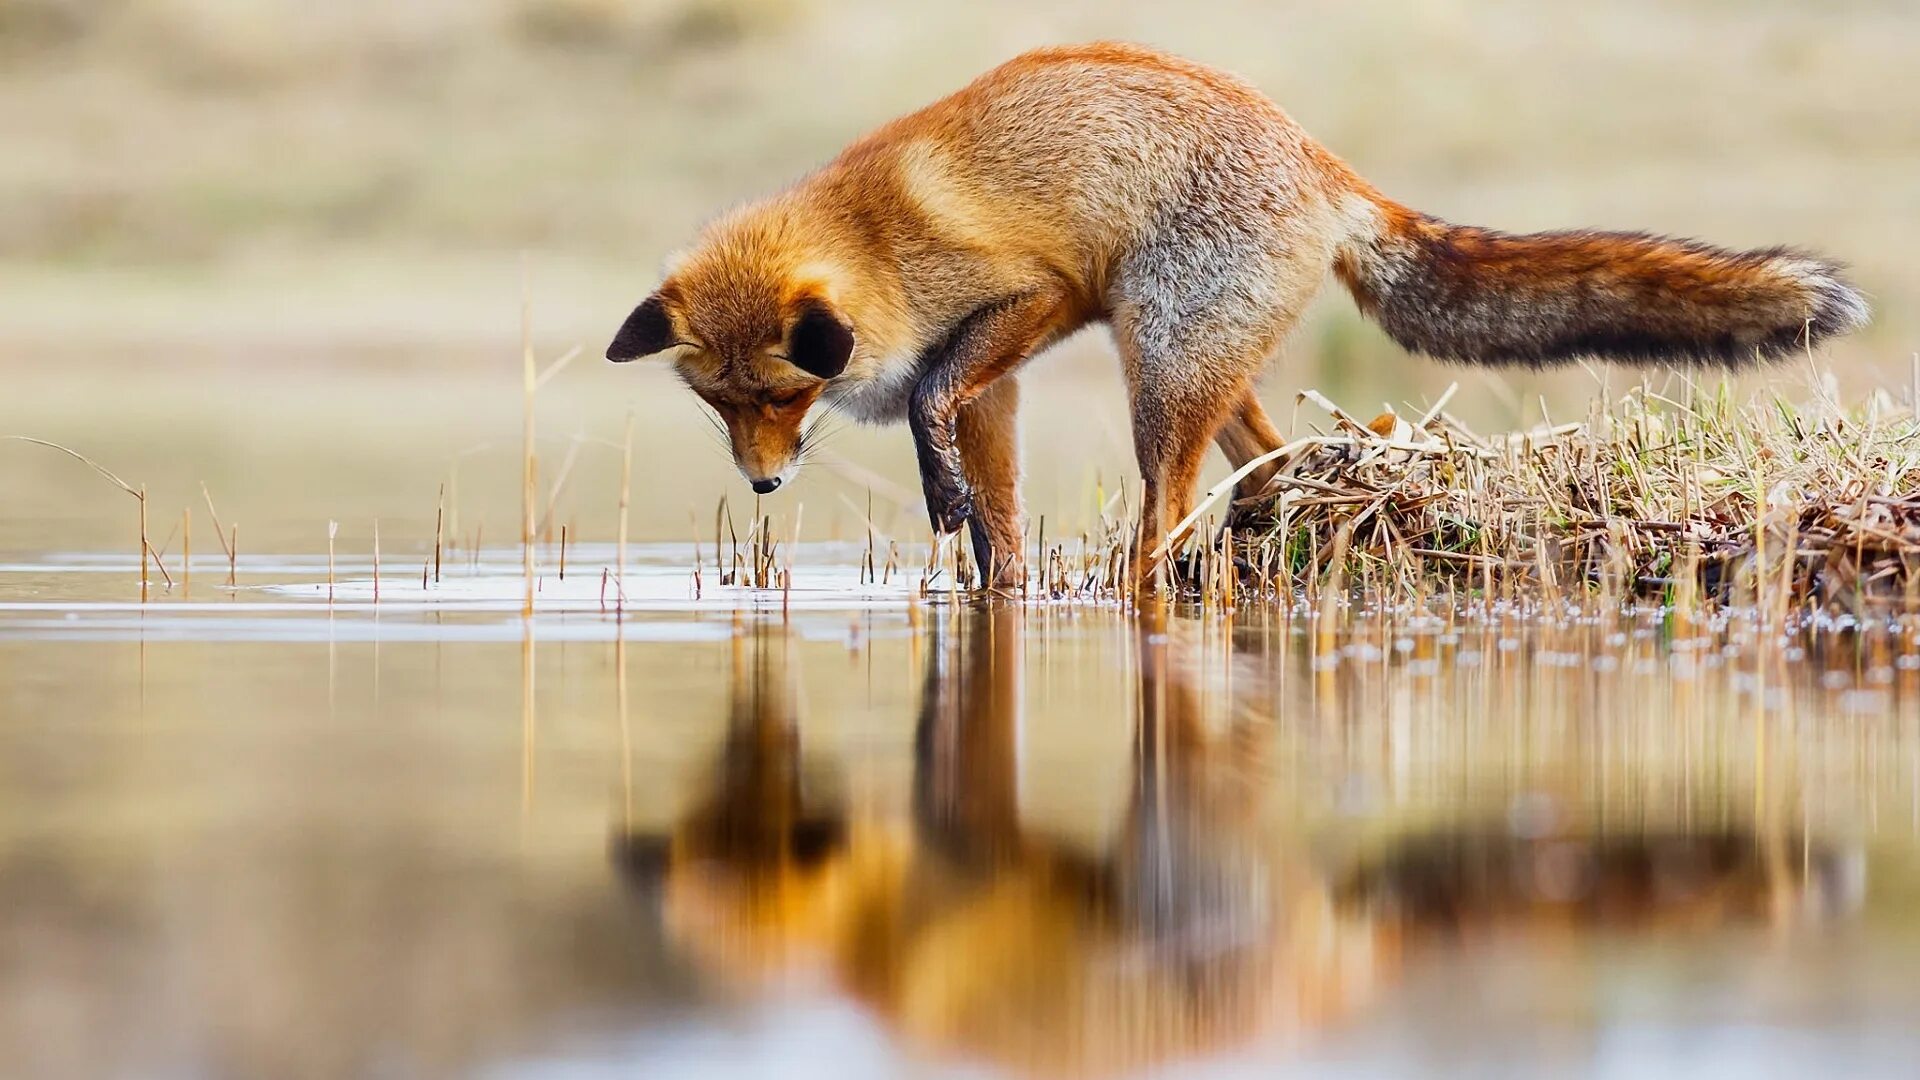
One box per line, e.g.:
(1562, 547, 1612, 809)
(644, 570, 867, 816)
(868, 607, 1348, 1070)
(1339, 825, 1864, 941)
(614, 613, 1859, 1076)
(612, 631, 851, 981)
(616, 609, 1348, 1070)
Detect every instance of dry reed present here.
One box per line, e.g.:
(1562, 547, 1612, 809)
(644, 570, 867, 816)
(4, 436, 158, 598)
(520, 258, 537, 617)
(1187, 380, 1920, 617)
(617, 411, 633, 611)
(200, 482, 238, 588)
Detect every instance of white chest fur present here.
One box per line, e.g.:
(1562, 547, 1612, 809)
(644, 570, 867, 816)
(824, 360, 920, 424)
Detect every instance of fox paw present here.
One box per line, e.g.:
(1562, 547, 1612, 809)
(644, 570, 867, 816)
(926, 486, 975, 536)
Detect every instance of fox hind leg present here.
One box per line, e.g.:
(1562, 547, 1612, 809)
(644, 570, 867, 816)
(1114, 304, 1288, 586)
(1113, 336, 1259, 584)
(1214, 388, 1286, 501)
(1124, 367, 1256, 585)
(1109, 210, 1319, 587)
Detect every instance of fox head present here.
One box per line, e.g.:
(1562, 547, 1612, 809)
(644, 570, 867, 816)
(606, 219, 855, 494)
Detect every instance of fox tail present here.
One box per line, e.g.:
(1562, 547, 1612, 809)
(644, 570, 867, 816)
(1332, 188, 1869, 368)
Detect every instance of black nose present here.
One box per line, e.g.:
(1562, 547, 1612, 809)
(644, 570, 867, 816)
(750, 477, 781, 495)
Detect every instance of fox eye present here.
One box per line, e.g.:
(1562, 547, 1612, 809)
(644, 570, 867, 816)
(769, 388, 810, 408)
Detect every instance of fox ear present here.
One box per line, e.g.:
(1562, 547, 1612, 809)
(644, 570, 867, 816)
(606, 293, 678, 362)
(786, 300, 854, 380)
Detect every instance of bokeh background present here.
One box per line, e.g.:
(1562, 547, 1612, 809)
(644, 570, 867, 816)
(4, 0, 1916, 551)
(6, 9, 1920, 1074)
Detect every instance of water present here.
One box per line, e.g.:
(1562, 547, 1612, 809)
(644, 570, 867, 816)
(3, 548, 1919, 1078)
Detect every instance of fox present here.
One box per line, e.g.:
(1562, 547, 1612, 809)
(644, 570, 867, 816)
(606, 42, 1869, 587)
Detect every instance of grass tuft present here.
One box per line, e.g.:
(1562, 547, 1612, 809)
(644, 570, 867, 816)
(1193, 381, 1920, 617)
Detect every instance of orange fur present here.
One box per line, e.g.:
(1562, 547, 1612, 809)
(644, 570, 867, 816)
(608, 42, 1866, 588)
(953, 378, 1025, 586)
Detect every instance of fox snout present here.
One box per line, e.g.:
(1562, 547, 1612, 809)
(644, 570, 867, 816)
(738, 456, 795, 494)
(726, 414, 803, 495)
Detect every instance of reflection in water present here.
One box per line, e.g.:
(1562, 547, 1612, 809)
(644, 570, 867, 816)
(1341, 827, 1863, 940)
(615, 608, 1863, 1077)
(615, 629, 852, 984)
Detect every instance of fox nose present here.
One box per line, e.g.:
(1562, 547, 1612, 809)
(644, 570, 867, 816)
(750, 477, 782, 495)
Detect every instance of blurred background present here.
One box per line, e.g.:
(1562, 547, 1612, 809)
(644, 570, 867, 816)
(3, 0, 1915, 550)
(6, 8, 1920, 1075)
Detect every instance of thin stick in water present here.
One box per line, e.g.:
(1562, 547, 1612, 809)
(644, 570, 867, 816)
(520, 256, 537, 618)
(1, 436, 155, 598)
(200, 483, 236, 588)
(617, 411, 633, 612)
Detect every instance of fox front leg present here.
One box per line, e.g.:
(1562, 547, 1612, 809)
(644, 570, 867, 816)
(907, 291, 1073, 553)
(953, 378, 1025, 587)
(908, 378, 977, 536)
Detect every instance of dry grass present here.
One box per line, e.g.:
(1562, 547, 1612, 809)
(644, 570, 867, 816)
(983, 370, 1920, 637)
(1178, 376, 1920, 620)
(14, 365, 1920, 642)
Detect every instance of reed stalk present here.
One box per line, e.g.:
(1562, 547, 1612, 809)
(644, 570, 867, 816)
(617, 411, 633, 612)
(520, 257, 537, 618)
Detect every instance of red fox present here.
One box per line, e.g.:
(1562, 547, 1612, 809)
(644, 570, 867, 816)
(606, 42, 1868, 586)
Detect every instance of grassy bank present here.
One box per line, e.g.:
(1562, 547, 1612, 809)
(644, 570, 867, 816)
(1180, 375, 1920, 618)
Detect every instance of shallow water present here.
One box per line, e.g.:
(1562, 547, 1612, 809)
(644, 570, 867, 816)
(3, 548, 1920, 1078)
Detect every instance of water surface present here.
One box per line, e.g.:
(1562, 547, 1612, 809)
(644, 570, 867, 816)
(3, 549, 1918, 1077)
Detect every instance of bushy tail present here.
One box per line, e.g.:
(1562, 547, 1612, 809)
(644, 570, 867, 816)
(1333, 194, 1869, 368)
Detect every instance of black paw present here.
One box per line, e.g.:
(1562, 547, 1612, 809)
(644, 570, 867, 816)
(967, 522, 999, 588)
(927, 487, 975, 536)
